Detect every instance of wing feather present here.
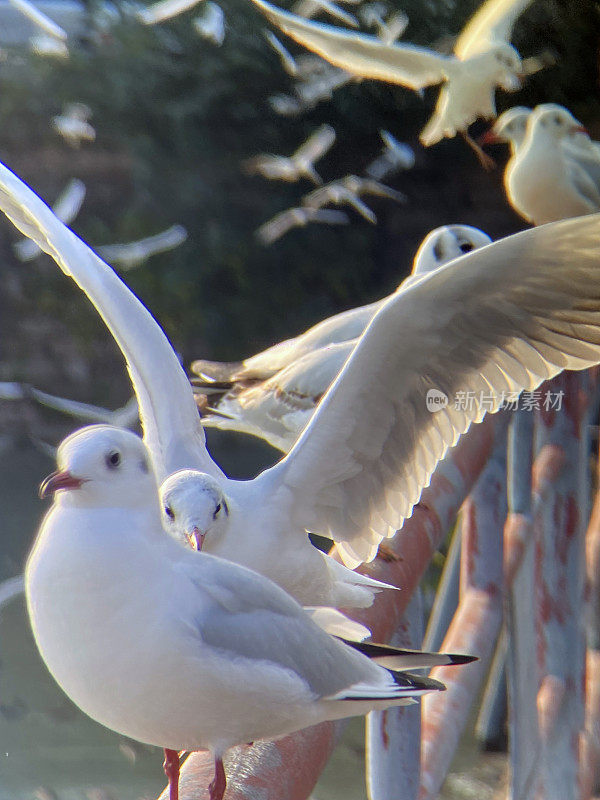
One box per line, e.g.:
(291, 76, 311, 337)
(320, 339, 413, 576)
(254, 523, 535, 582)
(252, 0, 452, 89)
(0, 161, 222, 482)
(455, 0, 533, 59)
(258, 214, 600, 567)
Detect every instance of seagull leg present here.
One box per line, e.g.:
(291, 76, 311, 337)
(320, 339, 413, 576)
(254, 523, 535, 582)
(209, 757, 227, 800)
(163, 749, 180, 800)
(462, 131, 496, 171)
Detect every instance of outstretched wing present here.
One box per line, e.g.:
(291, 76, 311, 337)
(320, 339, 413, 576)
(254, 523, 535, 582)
(0, 161, 222, 482)
(294, 124, 337, 163)
(259, 214, 600, 567)
(252, 0, 452, 89)
(455, 0, 533, 59)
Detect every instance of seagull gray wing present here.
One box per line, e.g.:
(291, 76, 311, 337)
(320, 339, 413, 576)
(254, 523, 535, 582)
(257, 214, 600, 567)
(252, 0, 453, 89)
(455, 0, 533, 59)
(0, 161, 222, 482)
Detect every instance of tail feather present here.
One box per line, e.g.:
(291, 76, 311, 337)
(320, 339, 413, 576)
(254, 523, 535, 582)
(339, 639, 477, 670)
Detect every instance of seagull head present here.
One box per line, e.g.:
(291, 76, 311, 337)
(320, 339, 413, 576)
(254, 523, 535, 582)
(491, 44, 523, 90)
(159, 470, 229, 552)
(530, 103, 589, 142)
(411, 225, 492, 278)
(39, 425, 155, 507)
(480, 107, 531, 150)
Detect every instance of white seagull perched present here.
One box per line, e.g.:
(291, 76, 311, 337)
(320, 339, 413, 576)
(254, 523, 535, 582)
(52, 104, 96, 149)
(243, 124, 336, 184)
(193, 2, 225, 45)
(192, 225, 493, 451)
(14, 179, 86, 262)
(365, 130, 415, 181)
(137, 0, 204, 25)
(302, 174, 406, 223)
(250, 0, 541, 161)
(28, 424, 475, 800)
(502, 104, 600, 225)
(97, 225, 188, 271)
(256, 206, 349, 245)
(5, 163, 600, 577)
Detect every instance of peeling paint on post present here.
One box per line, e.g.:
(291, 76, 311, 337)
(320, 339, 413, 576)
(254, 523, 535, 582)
(534, 372, 588, 800)
(161, 416, 498, 800)
(366, 590, 423, 800)
(419, 414, 508, 800)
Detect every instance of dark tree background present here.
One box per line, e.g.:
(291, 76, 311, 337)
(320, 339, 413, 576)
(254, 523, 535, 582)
(0, 0, 598, 430)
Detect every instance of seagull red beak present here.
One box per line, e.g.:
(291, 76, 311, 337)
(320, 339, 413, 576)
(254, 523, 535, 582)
(478, 129, 501, 146)
(186, 527, 206, 551)
(572, 125, 589, 136)
(39, 470, 86, 499)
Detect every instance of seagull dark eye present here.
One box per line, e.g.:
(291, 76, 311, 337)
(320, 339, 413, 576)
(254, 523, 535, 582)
(164, 505, 175, 520)
(213, 503, 221, 520)
(105, 450, 121, 469)
(459, 242, 474, 253)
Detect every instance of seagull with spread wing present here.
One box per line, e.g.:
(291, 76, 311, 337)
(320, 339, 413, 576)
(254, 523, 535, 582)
(5, 160, 600, 585)
(366, 130, 415, 181)
(193, 225, 492, 451)
(302, 174, 406, 223)
(243, 124, 336, 184)
(251, 0, 541, 163)
(52, 104, 95, 149)
(256, 206, 349, 245)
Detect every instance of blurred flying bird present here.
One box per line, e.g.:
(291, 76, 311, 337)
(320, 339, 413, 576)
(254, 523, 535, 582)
(14, 179, 86, 262)
(97, 225, 188, 270)
(359, 3, 408, 45)
(193, 225, 492, 451)
(252, 0, 544, 163)
(292, 0, 359, 28)
(193, 2, 225, 44)
(243, 123, 336, 184)
(137, 0, 204, 25)
(365, 130, 415, 180)
(0, 382, 139, 428)
(302, 174, 406, 223)
(52, 104, 95, 148)
(256, 206, 349, 244)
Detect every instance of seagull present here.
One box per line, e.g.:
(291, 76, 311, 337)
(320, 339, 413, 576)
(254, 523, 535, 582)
(97, 225, 188, 270)
(192, 2, 225, 45)
(28, 424, 475, 800)
(292, 0, 359, 28)
(365, 130, 415, 181)
(359, 3, 408, 46)
(8, 0, 67, 41)
(302, 174, 406, 223)
(5, 162, 600, 579)
(479, 105, 531, 154)
(0, 382, 139, 428)
(192, 225, 493, 451)
(52, 104, 95, 148)
(14, 179, 86, 262)
(250, 0, 542, 163)
(256, 206, 349, 245)
(503, 104, 600, 225)
(243, 124, 336, 184)
(137, 0, 204, 25)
